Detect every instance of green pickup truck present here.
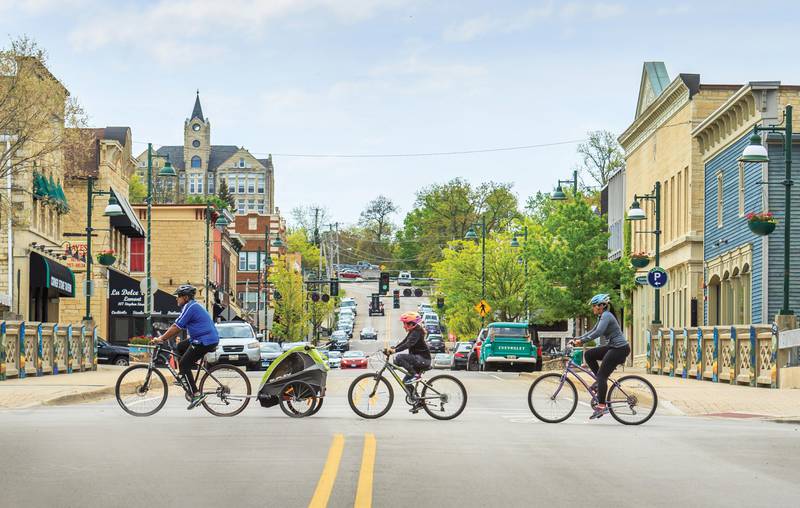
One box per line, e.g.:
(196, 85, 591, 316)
(479, 322, 541, 372)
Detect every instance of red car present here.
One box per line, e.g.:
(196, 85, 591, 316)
(339, 269, 361, 279)
(341, 350, 368, 368)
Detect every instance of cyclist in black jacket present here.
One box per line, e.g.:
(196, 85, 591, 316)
(386, 311, 431, 385)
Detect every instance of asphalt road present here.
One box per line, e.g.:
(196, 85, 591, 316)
(2, 282, 798, 508)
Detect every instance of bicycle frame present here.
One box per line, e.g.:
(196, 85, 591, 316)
(145, 344, 229, 397)
(555, 355, 630, 407)
(369, 354, 446, 403)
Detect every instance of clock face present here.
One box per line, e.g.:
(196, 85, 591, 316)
(192, 124, 200, 131)
(192, 140, 200, 148)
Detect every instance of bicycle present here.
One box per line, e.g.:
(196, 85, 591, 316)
(527, 344, 657, 425)
(347, 351, 467, 420)
(115, 343, 252, 417)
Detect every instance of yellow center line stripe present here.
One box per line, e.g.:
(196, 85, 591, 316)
(354, 434, 376, 508)
(308, 434, 345, 508)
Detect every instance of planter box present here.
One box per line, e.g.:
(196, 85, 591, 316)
(748, 220, 776, 236)
(128, 346, 151, 364)
(631, 257, 649, 268)
(97, 254, 116, 266)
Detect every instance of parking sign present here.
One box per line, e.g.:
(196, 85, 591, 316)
(647, 267, 668, 288)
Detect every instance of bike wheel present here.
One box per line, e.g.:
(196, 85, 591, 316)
(348, 373, 394, 419)
(607, 375, 657, 425)
(199, 364, 252, 417)
(309, 395, 324, 416)
(528, 373, 577, 423)
(115, 365, 168, 417)
(420, 374, 467, 420)
(279, 381, 317, 418)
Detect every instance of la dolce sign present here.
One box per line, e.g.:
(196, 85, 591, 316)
(109, 287, 144, 316)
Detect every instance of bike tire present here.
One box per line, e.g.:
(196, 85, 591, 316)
(528, 373, 578, 423)
(607, 375, 657, 425)
(199, 364, 252, 417)
(279, 381, 318, 418)
(309, 395, 324, 416)
(348, 373, 394, 419)
(420, 374, 467, 420)
(115, 365, 168, 417)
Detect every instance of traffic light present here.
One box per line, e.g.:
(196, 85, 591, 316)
(379, 272, 390, 295)
(403, 288, 412, 297)
(309, 292, 320, 302)
(413, 288, 423, 297)
(321, 294, 330, 303)
(330, 279, 339, 297)
(393, 289, 400, 309)
(437, 297, 445, 309)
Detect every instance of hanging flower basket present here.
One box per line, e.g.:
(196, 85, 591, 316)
(746, 212, 777, 236)
(97, 249, 116, 266)
(630, 252, 650, 268)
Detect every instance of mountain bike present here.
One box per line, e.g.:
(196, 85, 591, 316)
(527, 344, 657, 425)
(115, 343, 251, 417)
(347, 351, 467, 420)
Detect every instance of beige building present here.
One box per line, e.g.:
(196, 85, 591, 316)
(619, 62, 739, 363)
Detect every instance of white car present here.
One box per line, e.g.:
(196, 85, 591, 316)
(210, 323, 261, 370)
(423, 312, 439, 324)
(326, 351, 343, 369)
(397, 271, 412, 286)
(433, 353, 454, 369)
(418, 303, 434, 314)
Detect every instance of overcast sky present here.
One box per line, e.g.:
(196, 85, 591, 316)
(3, 0, 800, 227)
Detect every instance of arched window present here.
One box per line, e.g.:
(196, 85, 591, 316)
(191, 156, 202, 168)
(707, 275, 721, 326)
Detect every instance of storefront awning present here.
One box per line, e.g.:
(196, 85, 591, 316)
(30, 252, 75, 297)
(110, 188, 145, 238)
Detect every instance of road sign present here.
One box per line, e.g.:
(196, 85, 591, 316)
(474, 300, 491, 317)
(379, 264, 386, 271)
(647, 267, 668, 288)
(635, 275, 648, 286)
(139, 277, 158, 295)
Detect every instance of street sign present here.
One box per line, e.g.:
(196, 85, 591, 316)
(139, 277, 158, 295)
(635, 275, 648, 286)
(647, 267, 668, 289)
(474, 300, 491, 317)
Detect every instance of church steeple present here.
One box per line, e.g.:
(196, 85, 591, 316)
(191, 90, 204, 122)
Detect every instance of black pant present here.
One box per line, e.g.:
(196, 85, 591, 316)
(176, 341, 217, 394)
(395, 353, 431, 377)
(584, 344, 630, 404)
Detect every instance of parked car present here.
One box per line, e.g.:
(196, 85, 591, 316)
(338, 308, 355, 320)
(340, 298, 358, 313)
(425, 324, 442, 335)
(259, 342, 283, 369)
(339, 269, 361, 279)
(418, 303, 434, 315)
(360, 327, 378, 340)
(337, 322, 354, 338)
(451, 341, 473, 370)
(479, 322, 541, 372)
(427, 333, 446, 353)
(433, 353, 454, 369)
(330, 330, 349, 342)
(466, 328, 488, 371)
(329, 338, 350, 352)
(423, 312, 439, 324)
(96, 339, 130, 366)
(210, 323, 261, 370)
(281, 341, 311, 352)
(341, 350, 368, 369)
(397, 271, 412, 286)
(326, 351, 343, 369)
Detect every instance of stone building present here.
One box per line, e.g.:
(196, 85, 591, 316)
(135, 92, 276, 215)
(619, 62, 740, 364)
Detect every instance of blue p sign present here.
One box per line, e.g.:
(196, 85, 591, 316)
(647, 267, 668, 288)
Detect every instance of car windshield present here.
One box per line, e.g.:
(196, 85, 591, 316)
(428, 336, 443, 341)
(456, 343, 473, 352)
(282, 342, 308, 351)
(331, 332, 347, 339)
(343, 351, 365, 358)
(435, 353, 449, 359)
(260, 343, 281, 352)
(362, 328, 375, 333)
(328, 352, 342, 358)
(215, 324, 255, 338)
(488, 326, 528, 338)
(341, 301, 356, 307)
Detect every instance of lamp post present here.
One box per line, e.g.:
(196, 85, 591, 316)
(510, 225, 529, 323)
(626, 181, 661, 325)
(262, 228, 283, 336)
(550, 170, 579, 200)
(144, 144, 176, 338)
(204, 204, 230, 313)
(739, 105, 794, 317)
(465, 216, 487, 325)
(84, 177, 124, 321)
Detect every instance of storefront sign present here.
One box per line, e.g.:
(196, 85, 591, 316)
(63, 242, 88, 272)
(108, 270, 179, 317)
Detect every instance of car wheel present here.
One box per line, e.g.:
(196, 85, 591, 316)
(114, 356, 129, 366)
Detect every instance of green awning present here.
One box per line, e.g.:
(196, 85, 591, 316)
(33, 173, 48, 198)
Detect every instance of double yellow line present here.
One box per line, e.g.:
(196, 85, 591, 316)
(308, 433, 377, 508)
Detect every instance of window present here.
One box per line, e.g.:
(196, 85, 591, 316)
(238, 252, 247, 271)
(197, 174, 203, 194)
(247, 176, 255, 194)
(257, 174, 265, 194)
(238, 176, 245, 193)
(208, 173, 215, 194)
(239, 157, 245, 168)
(248, 217, 257, 230)
(192, 123, 201, 131)
(192, 140, 200, 148)
(179, 174, 186, 194)
(248, 199, 256, 211)
(257, 200, 265, 214)
(191, 156, 201, 168)
(237, 199, 245, 214)
(716, 172, 724, 228)
(238, 252, 269, 272)
(130, 238, 144, 272)
(738, 161, 745, 217)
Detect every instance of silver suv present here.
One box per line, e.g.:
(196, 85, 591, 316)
(209, 323, 261, 370)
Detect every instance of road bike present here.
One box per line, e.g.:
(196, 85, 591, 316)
(527, 344, 657, 425)
(115, 343, 252, 417)
(347, 351, 467, 420)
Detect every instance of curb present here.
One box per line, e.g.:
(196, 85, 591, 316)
(41, 385, 120, 407)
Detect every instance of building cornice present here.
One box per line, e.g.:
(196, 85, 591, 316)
(619, 78, 691, 154)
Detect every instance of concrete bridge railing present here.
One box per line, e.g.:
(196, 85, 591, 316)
(0, 321, 97, 381)
(645, 324, 777, 388)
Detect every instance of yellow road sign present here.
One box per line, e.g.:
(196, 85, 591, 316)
(474, 300, 491, 317)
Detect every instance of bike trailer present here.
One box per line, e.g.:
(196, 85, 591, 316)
(257, 345, 329, 408)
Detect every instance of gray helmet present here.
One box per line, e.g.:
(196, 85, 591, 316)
(173, 284, 197, 298)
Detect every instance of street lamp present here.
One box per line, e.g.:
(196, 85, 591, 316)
(510, 225, 529, 323)
(144, 143, 176, 338)
(259, 227, 282, 337)
(465, 216, 487, 325)
(205, 204, 231, 311)
(626, 181, 661, 325)
(551, 170, 578, 201)
(84, 178, 125, 322)
(739, 105, 794, 317)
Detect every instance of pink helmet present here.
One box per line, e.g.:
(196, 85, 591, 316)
(400, 311, 422, 325)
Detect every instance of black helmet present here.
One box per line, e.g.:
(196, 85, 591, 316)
(173, 284, 197, 298)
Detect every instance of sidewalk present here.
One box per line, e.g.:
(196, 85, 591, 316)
(0, 366, 127, 409)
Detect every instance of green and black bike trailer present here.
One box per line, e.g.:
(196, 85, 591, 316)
(257, 344, 329, 417)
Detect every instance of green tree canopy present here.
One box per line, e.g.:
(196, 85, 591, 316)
(270, 260, 308, 342)
(286, 229, 323, 273)
(128, 172, 147, 204)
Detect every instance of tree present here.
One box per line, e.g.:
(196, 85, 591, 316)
(359, 195, 397, 242)
(524, 198, 622, 326)
(574, 130, 625, 187)
(270, 260, 308, 342)
(185, 195, 230, 211)
(290, 204, 330, 243)
(307, 294, 334, 345)
(286, 229, 323, 273)
(217, 179, 236, 210)
(128, 172, 147, 204)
